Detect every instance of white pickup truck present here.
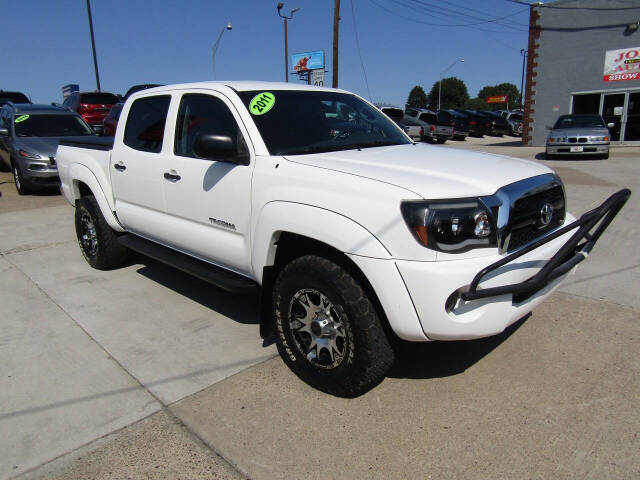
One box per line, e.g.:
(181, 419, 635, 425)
(57, 81, 629, 397)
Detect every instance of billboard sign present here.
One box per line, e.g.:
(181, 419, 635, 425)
(291, 51, 324, 73)
(62, 84, 79, 98)
(603, 47, 640, 82)
(486, 95, 508, 104)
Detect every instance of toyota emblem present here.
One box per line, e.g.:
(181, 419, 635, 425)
(539, 202, 553, 228)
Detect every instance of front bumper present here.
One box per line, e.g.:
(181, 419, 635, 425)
(23, 159, 59, 183)
(546, 143, 609, 155)
(395, 189, 630, 340)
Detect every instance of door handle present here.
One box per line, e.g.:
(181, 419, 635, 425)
(114, 163, 126, 172)
(164, 171, 181, 182)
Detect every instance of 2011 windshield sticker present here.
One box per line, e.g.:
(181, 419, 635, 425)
(15, 115, 30, 123)
(249, 92, 275, 115)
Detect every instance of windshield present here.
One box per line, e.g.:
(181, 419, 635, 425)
(553, 115, 605, 129)
(14, 114, 94, 137)
(238, 90, 410, 155)
(80, 93, 119, 104)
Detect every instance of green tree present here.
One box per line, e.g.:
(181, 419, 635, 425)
(464, 97, 490, 110)
(477, 83, 521, 109)
(406, 85, 428, 109)
(428, 77, 469, 109)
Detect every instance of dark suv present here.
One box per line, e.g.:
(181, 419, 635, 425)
(62, 91, 120, 133)
(0, 90, 30, 106)
(438, 109, 469, 140)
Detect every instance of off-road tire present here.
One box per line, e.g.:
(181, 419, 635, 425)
(12, 160, 33, 195)
(272, 255, 395, 397)
(75, 196, 129, 270)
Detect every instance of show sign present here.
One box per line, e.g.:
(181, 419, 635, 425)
(603, 47, 640, 82)
(486, 95, 508, 104)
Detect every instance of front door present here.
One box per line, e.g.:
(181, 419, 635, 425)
(111, 94, 172, 241)
(162, 91, 255, 276)
(602, 93, 625, 141)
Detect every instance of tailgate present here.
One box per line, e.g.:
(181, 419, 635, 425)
(436, 125, 453, 136)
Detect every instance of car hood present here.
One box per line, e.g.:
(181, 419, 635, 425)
(284, 143, 552, 199)
(549, 127, 609, 137)
(14, 136, 95, 157)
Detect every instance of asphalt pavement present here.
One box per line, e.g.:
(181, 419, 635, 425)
(0, 137, 638, 480)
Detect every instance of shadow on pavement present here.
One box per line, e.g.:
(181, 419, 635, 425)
(134, 255, 261, 326)
(485, 139, 524, 147)
(388, 313, 530, 379)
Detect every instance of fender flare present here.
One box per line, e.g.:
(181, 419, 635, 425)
(251, 201, 391, 282)
(67, 163, 125, 232)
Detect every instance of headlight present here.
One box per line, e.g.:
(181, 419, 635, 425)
(547, 137, 566, 144)
(19, 149, 42, 159)
(401, 199, 497, 252)
(592, 136, 609, 142)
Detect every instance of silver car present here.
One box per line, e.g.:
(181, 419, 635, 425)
(545, 114, 612, 160)
(0, 103, 95, 194)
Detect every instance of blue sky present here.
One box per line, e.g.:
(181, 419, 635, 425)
(2, 0, 531, 107)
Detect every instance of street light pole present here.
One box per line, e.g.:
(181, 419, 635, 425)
(212, 23, 232, 80)
(85, 0, 101, 91)
(277, 3, 300, 82)
(520, 49, 528, 108)
(438, 57, 464, 110)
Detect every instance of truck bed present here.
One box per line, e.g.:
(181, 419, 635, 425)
(59, 136, 114, 151)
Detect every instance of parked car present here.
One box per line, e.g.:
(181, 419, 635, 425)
(56, 81, 629, 396)
(397, 116, 423, 140)
(480, 111, 511, 136)
(453, 109, 488, 137)
(377, 104, 404, 124)
(102, 84, 163, 136)
(62, 91, 120, 134)
(0, 90, 30, 106)
(505, 112, 523, 136)
(405, 108, 453, 143)
(0, 103, 95, 193)
(438, 109, 469, 140)
(546, 114, 612, 159)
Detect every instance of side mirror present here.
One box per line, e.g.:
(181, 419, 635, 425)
(0, 128, 8, 136)
(607, 122, 615, 128)
(193, 134, 248, 165)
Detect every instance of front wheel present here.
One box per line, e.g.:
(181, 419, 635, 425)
(75, 196, 129, 270)
(272, 255, 395, 397)
(435, 138, 447, 144)
(12, 161, 32, 195)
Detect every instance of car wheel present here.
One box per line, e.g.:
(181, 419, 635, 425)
(12, 160, 32, 195)
(272, 255, 395, 397)
(435, 138, 447, 144)
(75, 196, 129, 270)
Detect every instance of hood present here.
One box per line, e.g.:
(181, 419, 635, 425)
(15, 135, 95, 158)
(284, 143, 552, 199)
(549, 127, 609, 137)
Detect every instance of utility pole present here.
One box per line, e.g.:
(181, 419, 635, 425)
(86, 0, 101, 91)
(332, 0, 340, 88)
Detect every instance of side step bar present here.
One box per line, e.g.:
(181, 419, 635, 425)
(118, 234, 260, 295)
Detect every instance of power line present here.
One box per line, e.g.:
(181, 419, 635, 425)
(350, 0, 372, 101)
(368, 0, 528, 34)
(408, 0, 530, 28)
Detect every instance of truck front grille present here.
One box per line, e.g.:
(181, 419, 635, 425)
(507, 185, 565, 252)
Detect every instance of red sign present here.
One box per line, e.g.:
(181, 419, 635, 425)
(486, 95, 508, 104)
(603, 47, 640, 82)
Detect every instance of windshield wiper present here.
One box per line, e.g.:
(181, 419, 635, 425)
(279, 144, 358, 155)
(349, 140, 401, 149)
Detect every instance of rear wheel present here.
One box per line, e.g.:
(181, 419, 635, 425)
(435, 138, 447, 144)
(272, 255, 394, 397)
(75, 196, 129, 270)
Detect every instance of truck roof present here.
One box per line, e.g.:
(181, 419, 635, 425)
(132, 81, 350, 97)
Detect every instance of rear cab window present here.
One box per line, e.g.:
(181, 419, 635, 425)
(124, 95, 171, 153)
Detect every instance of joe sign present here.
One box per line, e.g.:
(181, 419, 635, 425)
(604, 47, 640, 82)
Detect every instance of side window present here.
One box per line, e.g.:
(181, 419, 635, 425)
(124, 95, 171, 153)
(174, 93, 248, 160)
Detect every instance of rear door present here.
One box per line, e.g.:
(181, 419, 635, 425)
(111, 94, 171, 241)
(161, 90, 255, 275)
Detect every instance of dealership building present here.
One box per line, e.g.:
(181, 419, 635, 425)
(523, 0, 640, 146)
